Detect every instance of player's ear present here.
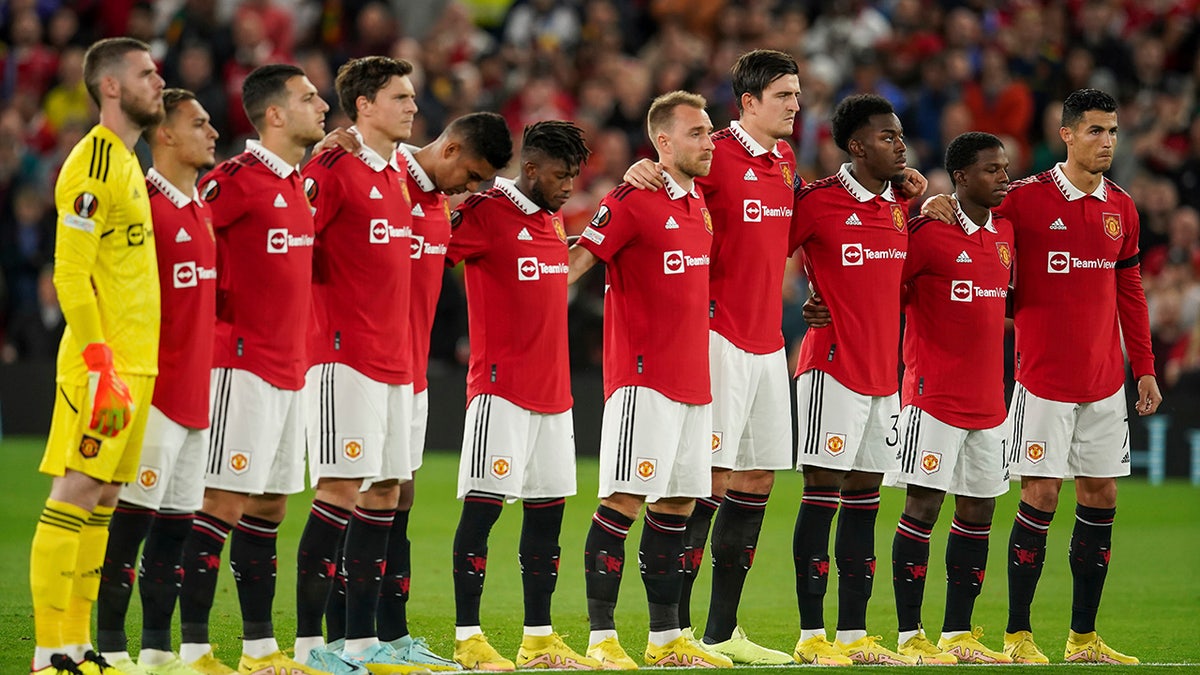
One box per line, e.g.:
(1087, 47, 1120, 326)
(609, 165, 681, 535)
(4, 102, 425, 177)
(442, 140, 461, 161)
(1058, 125, 1071, 147)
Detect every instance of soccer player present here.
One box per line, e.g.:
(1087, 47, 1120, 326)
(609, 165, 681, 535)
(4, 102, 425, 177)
(446, 120, 597, 671)
(290, 55, 425, 674)
(94, 88, 218, 675)
(886, 132, 1014, 664)
(29, 37, 163, 675)
(569, 91, 733, 670)
(997, 88, 1160, 664)
(176, 64, 330, 675)
(787, 94, 916, 666)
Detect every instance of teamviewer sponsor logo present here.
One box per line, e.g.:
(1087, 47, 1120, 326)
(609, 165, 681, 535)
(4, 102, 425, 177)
(268, 228, 289, 253)
(370, 218, 390, 244)
(744, 199, 762, 222)
(174, 261, 198, 288)
(410, 234, 424, 259)
(664, 250, 685, 275)
(518, 256, 540, 280)
(842, 243, 863, 266)
(1048, 251, 1070, 273)
(951, 280, 973, 302)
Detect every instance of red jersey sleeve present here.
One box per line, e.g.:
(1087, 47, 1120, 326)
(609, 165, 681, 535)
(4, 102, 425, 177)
(446, 196, 491, 266)
(578, 185, 638, 263)
(201, 168, 246, 231)
(302, 152, 345, 236)
(1114, 206, 1155, 378)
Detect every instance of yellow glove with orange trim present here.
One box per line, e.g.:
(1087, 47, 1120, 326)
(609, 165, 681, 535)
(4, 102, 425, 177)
(83, 343, 133, 437)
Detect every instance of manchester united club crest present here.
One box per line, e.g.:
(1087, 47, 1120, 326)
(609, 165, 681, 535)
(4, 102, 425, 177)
(443, 200, 452, 222)
(780, 162, 794, 189)
(401, 181, 411, 205)
(343, 438, 363, 462)
(636, 457, 657, 481)
(1025, 441, 1046, 464)
(996, 241, 1012, 269)
(78, 435, 101, 459)
(229, 451, 251, 475)
(1102, 212, 1121, 240)
(920, 450, 941, 475)
(702, 207, 713, 234)
(552, 215, 567, 243)
(491, 456, 512, 479)
(825, 432, 846, 456)
(890, 203, 906, 232)
(138, 467, 159, 489)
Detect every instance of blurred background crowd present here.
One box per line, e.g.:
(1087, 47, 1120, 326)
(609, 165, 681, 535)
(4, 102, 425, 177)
(1, 0, 1198, 397)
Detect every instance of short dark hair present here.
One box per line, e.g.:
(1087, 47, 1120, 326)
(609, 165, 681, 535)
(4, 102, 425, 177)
(335, 56, 414, 122)
(647, 90, 707, 138)
(945, 131, 1004, 186)
(522, 120, 591, 169)
(730, 49, 799, 113)
(446, 112, 513, 170)
(83, 37, 151, 105)
(144, 88, 198, 143)
(1061, 88, 1118, 129)
(831, 93, 895, 152)
(242, 63, 306, 131)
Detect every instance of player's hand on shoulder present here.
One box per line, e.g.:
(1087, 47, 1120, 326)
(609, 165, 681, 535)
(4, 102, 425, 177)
(1136, 375, 1163, 416)
(895, 167, 929, 200)
(920, 193, 956, 223)
(802, 292, 831, 328)
(312, 127, 361, 157)
(623, 159, 665, 191)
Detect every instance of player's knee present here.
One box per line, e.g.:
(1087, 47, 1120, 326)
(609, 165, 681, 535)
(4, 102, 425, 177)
(246, 493, 288, 522)
(359, 480, 401, 510)
(1019, 477, 1062, 512)
(314, 477, 361, 510)
(647, 496, 693, 517)
(600, 492, 645, 520)
(729, 469, 774, 495)
(954, 496, 995, 524)
(1075, 477, 1117, 509)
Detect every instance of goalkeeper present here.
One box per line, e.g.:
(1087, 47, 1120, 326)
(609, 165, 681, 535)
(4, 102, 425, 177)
(28, 37, 164, 675)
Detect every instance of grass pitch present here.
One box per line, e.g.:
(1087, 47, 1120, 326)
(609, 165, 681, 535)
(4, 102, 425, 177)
(1, 434, 1197, 672)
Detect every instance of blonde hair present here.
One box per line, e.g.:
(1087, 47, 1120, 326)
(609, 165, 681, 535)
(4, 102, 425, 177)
(646, 90, 708, 139)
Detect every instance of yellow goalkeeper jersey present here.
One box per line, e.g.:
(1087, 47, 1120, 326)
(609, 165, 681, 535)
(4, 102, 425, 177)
(53, 123, 160, 384)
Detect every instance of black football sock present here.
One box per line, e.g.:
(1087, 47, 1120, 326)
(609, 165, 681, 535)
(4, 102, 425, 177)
(345, 506, 394, 640)
(944, 516, 990, 633)
(180, 512, 233, 646)
(793, 486, 839, 630)
(324, 527, 349, 642)
(452, 492, 504, 627)
(679, 495, 719, 630)
(835, 488, 880, 632)
(520, 498, 565, 627)
(704, 490, 767, 643)
(892, 512, 933, 634)
(295, 500, 351, 639)
(584, 505, 634, 632)
(139, 510, 194, 652)
(1007, 501, 1053, 634)
(96, 503, 155, 653)
(1069, 505, 1115, 634)
(641, 510, 687, 633)
(229, 515, 280, 641)
(377, 508, 411, 642)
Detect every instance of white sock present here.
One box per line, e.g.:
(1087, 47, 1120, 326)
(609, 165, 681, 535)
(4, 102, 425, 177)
(941, 630, 968, 640)
(33, 647, 60, 670)
(455, 626, 483, 641)
(800, 628, 826, 642)
(835, 630, 866, 645)
(101, 651, 131, 663)
(588, 630, 617, 648)
(898, 629, 919, 645)
(65, 644, 88, 662)
(179, 643, 212, 665)
(524, 625, 553, 637)
(294, 636, 324, 663)
(242, 637, 279, 660)
(343, 637, 379, 656)
(648, 629, 681, 646)
(138, 648, 174, 667)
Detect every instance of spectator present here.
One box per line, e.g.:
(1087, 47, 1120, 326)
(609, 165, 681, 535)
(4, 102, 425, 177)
(1, 263, 62, 363)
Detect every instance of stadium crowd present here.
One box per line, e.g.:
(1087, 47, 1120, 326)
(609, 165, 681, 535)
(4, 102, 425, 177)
(1, 0, 1199, 388)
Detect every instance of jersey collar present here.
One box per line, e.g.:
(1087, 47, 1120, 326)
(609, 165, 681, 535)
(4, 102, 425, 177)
(398, 143, 435, 193)
(146, 168, 198, 208)
(1051, 163, 1107, 202)
(729, 121, 783, 158)
(495, 177, 541, 214)
(662, 170, 700, 201)
(837, 163, 895, 203)
(349, 127, 403, 173)
(246, 139, 299, 178)
(953, 199, 996, 235)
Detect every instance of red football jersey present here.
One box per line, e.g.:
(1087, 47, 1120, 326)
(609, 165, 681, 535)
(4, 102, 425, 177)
(304, 137, 413, 385)
(997, 164, 1154, 402)
(901, 205, 1013, 429)
(399, 143, 451, 394)
(789, 164, 908, 396)
(578, 173, 713, 405)
(201, 140, 314, 390)
(446, 178, 572, 414)
(147, 169, 216, 429)
(700, 121, 800, 354)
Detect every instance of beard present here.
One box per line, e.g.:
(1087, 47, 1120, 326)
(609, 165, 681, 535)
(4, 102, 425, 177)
(677, 153, 712, 179)
(121, 91, 163, 129)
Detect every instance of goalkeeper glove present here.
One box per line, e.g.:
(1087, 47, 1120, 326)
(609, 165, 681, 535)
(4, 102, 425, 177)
(82, 343, 133, 437)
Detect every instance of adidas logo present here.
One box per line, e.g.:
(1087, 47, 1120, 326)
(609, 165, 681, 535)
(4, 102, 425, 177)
(273, 193, 288, 208)
(956, 250, 973, 263)
(517, 227, 533, 241)
(175, 227, 192, 243)
(1120, 451, 1130, 464)
(844, 213, 862, 226)
(743, 168, 758, 181)
(1049, 218, 1067, 230)
(665, 216, 679, 229)
(411, 203, 425, 217)
(369, 186, 383, 199)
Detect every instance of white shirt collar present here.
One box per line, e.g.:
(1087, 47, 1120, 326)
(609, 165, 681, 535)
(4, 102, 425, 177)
(398, 143, 435, 193)
(1051, 163, 1107, 202)
(146, 168, 198, 208)
(953, 199, 996, 235)
(495, 177, 541, 214)
(662, 170, 700, 201)
(729, 121, 783, 158)
(350, 127, 403, 173)
(246, 139, 299, 178)
(837, 163, 895, 203)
